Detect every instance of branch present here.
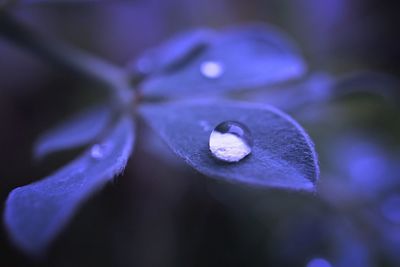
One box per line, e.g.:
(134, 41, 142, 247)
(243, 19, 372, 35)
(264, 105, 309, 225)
(0, 11, 133, 105)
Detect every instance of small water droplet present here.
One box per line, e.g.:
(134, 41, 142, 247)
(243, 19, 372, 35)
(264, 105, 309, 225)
(306, 258, 333, 267)
(200, 61, 224, 79)
(90, 144, 106, 160)
(209, 121, 253, 163)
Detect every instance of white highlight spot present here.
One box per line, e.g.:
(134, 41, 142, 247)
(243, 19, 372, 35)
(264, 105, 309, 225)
(90, 144, 105, 160)
(209, 132, 251, 162)
(200, 61, 224, 79)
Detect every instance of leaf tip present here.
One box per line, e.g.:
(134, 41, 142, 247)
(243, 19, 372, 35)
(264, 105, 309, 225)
(3, 187, 49, 257)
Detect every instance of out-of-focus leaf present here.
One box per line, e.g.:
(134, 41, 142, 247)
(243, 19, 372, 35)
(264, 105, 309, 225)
(34, 105, 112, 159)
(139, 101, 319, 191)
(319, 133, 400, 206)
(140, 25, 306, 98)
(332, 219, 372, 267)
(244, 72, 334, 111)
(333, 71, 400, 104)
(134, 29, 215, 75)
(370, 190, 400, 265)
(4, 115, 135, 255)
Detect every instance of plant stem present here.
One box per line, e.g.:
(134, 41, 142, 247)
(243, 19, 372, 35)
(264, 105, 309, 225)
(0, 11, 133, 105)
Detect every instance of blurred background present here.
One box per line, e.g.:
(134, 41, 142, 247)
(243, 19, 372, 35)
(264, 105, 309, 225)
(1, 0, 400, 266)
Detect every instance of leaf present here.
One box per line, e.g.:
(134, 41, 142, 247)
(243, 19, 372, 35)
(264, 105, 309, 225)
(333, 71, 400, 104)
(139, 101, 319, 191)
(134, 28, 215, 75)
(244, 72, 334, 111)
(34, 104, 112, 159)
(323, 133, 398, 202)
(140, 24, 306, 98)
(4, 115, 135, 255)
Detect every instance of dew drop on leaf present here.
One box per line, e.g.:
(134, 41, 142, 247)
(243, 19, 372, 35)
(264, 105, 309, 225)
(306, 258, 333, 267)
(209, 121, 253, 163)
(200, 61, 224, 79)
(90, 144, 107, 160)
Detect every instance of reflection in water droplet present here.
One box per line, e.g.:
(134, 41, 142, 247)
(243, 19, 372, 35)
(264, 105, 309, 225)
(209, 121, 252, 163)
(90, 144, 106, 160)
(306, 258, 333, 267)
(200, 61, 224, 79)
(381, 194, 400, 224)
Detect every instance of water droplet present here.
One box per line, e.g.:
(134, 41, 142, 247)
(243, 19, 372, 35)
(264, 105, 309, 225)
(200, 61, 224, 79)
(306, 258, 333, 267)
(90, 144, 106, 160)
(209, 121, 253, 163)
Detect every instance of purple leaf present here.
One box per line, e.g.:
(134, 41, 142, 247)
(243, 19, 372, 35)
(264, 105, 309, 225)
(244, 72, 334, 111)
(4, 115, 135, 255)
(140, 24, 306, 97)
(333, 71, 400, 104)
(34, 105, 112, 159)
(134, 28, 215, 75)
(139, 101, 319, 191)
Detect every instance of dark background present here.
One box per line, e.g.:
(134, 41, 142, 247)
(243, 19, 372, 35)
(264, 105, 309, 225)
(1, 0, 400, 266)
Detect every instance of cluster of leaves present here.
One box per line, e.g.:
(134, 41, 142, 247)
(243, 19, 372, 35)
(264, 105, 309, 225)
(0, 12, 322, 256)
(2, 5, 400, 265)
